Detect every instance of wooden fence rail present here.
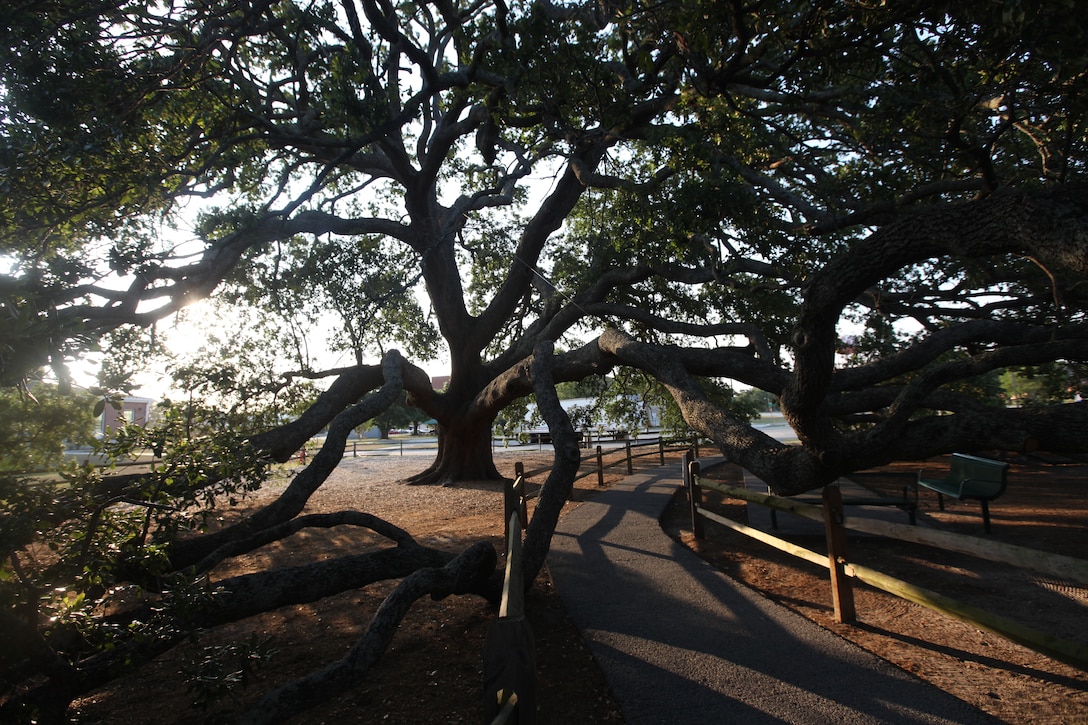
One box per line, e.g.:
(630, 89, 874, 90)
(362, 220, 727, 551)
(522, 435, 700, 490)
(682, 453, 1088, 671)
(485, 438, 700, 722)
(483, 506, 536, 725)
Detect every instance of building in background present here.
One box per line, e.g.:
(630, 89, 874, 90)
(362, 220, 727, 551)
(98, 396, 153, 438)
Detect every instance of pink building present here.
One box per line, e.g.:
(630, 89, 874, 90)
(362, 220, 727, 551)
(98, 396, 152, 437)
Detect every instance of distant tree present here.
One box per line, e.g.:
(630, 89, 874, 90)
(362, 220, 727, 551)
(555, 375, 608, 400)
(0, 384, 96, 471)
(366, 391, 424, 438)
(735, 389, 779, 415)
(1002, 362, 1087, 407)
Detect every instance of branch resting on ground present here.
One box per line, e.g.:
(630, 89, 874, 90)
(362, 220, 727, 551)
(236, 541, 497, 725)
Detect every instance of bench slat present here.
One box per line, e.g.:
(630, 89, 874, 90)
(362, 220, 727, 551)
(916, 453, 1009, 533)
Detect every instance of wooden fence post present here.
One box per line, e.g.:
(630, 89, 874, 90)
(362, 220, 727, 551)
(506, 464, 526, 545)
(659, 438, 665, 466)
(625, 441, 633, 474)
(822, 484, 856, 623)
(596, 446, 605, 487)
(684, 450, 705, 540)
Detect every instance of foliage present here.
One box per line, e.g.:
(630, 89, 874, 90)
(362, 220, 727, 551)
(1001, 362, 1088, 406)
(555, 376, 608, 401)
(733, 388, 779, 416)
(0, 383, 96, 471)
(167, 303, 323, 431)
(595, 369, 755, 437)
(0, 399, 275, 684)
(365, 390, 426, 438)
(222, 234, 441, 366)
(495, 395, 532, 440)
(95, 325, 169, 397)
(2, 1, 1088, 718)
(182, 634, 278, 711)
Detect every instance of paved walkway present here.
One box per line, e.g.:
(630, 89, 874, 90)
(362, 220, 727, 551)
(546, 461, 995, 724)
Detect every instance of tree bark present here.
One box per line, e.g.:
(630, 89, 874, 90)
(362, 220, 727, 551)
(169, 352, 407, 568)
(406, 417, 501, 485)
(237, 541, 497, 725)
(521, 342, 582, 584)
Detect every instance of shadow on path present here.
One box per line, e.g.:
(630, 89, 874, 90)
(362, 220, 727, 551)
(546, 461, 999, 724)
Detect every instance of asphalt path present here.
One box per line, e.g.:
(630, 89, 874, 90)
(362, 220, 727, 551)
(546, 460, 996, 724)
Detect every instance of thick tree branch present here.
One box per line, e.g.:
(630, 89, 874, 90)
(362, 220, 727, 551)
(237, 541, 497, 725)
(521, 341, 583, 582)
(785, 186, 1088, 459)
(169, 350, 407, 568)
(598, 328, 828, 494)
(190, 510, 421, 575)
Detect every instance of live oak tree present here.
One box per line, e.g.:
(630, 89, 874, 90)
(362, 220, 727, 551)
(3, 0, 1088, 721)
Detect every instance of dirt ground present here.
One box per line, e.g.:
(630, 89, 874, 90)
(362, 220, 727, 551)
(663, 456, 1088, 725)
(73, 447, 1088, 723)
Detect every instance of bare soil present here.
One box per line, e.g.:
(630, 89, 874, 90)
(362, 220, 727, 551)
(73, 449, 1088, 723)
(662, 457, 1088, 725)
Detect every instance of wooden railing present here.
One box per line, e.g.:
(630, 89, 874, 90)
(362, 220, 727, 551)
(483, 437, 701, 722)
(483, 487, 535, 724)
(682, 452, 1088, 670)
(518, 435, 702, 494)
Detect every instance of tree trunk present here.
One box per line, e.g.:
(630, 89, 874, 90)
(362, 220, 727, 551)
(407, 418, 501, 485)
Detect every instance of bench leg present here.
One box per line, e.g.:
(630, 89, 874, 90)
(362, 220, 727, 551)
(981, 500, 992, 534)
(936, 491, 944, 511)
(770, 509, 779, 530)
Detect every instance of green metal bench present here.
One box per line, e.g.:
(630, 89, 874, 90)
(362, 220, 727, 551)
(917, 453, 1010, 533)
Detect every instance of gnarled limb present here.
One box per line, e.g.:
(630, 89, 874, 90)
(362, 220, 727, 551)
(4, 540, 456, 722)
(786, 186, 1088, 457)
(237, 541, 497, 725)
(189, 510, 420, 576)
(598, 329, 828, 494)
(521, 341, 583, 584)
(169, 351, 406, 568)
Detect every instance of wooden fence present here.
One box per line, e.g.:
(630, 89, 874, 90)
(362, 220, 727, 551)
(483, 436, 700, 723)
(483, 502, 535, 725)
(330, 433, 702, 462)
(519, 435, 702, 492)
(682, 452, 1088, 671)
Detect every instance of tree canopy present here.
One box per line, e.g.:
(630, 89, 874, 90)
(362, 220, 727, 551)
(3, 0, 1088, 720)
